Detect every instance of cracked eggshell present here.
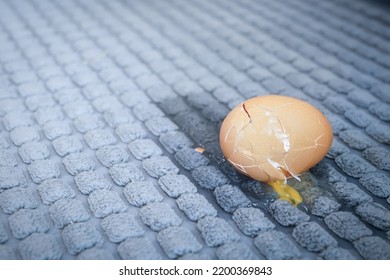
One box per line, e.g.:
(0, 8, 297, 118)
(219, 95, 333, 182)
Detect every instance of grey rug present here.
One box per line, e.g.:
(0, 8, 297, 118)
(0, 0, 389, 260)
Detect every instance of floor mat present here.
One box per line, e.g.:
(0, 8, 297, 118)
(0, 0, 389, 260)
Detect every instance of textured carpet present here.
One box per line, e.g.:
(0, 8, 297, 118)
(0, 0, 389, 260)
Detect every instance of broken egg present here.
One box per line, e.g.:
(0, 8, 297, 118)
(219, 95, 333, 205)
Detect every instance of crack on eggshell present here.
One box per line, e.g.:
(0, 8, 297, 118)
(242, 102, 252, 120)
(228, 159, 250, 175)
(253, 102, 296, 115)
(223, 126, 236, 143)
(236, 103, 253, 137)
(230, 103, 253, 154)
(224, 102, 303, 182)
(252, 104, 299, 181)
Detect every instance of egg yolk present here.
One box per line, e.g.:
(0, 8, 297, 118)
(267, 180, 303, 206)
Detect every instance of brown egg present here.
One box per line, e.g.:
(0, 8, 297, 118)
(220, 95, 333, 182)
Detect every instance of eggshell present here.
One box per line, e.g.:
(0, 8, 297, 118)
(219, 95, 333, 182)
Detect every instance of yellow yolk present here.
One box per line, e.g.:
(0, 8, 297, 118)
(267, 180, 303, 206)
